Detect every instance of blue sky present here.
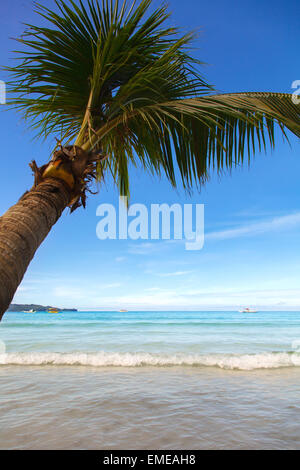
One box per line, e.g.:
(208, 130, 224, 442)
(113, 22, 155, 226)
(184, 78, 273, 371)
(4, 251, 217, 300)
(0, 0, 300, 310)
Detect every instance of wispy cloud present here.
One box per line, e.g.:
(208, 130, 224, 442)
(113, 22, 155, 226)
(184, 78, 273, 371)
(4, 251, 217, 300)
(158, 270, 193, 277)
(206, 212, 300, 241)
(101, 282, 122, 289)
(16, 286, 31, 292)
(145, 287, 163, 292)
(128, 242, 161, 255)
(124, 212, 300, 251)
(115, 256, 126, 262)
(81, 287, 300, 310)
(53, 286, 86, 299)
(128, 239, 179, 255)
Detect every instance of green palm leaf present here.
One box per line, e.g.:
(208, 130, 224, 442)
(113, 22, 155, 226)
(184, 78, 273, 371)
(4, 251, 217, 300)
(5, 0, 300, 197)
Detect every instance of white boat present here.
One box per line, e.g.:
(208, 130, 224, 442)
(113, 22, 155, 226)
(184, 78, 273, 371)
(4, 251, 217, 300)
(239, 307, 258, 313)
(24, 309, 36, 313)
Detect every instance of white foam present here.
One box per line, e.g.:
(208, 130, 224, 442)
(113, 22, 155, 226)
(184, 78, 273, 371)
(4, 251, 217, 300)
(1, 351, 300, 370)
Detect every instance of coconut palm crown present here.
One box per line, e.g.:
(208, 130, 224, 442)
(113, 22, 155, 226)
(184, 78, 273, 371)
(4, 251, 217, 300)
(7, 0, 300, 204)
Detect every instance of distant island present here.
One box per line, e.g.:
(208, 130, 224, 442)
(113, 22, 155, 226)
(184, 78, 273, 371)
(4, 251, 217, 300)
(8, 304, 78, 312)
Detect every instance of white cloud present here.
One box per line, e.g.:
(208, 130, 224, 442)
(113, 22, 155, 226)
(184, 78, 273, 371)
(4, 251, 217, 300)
(128, 242, 155, 255)
(101, 282, 122, 288)
(53, 286, 86, 299)
(16, 286, 31, 292)
(158, 270, 193, 277)
(128, 241, 173, 255)
(88, 287, 300, 310)
(206, 212, 300, 241)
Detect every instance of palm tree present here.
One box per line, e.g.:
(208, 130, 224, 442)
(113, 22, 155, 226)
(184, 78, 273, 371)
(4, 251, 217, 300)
(0, 0, 299, 320)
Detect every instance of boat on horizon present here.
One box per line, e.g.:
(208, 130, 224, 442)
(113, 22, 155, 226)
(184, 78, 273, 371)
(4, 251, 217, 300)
(239, 307, 258, 313)
(119, 309, 128, 312)
(47, 308, 60, 314)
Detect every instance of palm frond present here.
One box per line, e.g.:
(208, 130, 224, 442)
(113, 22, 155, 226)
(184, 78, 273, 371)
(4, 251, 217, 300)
(81, 90, 300, 191)
(5, 0, 300, 197)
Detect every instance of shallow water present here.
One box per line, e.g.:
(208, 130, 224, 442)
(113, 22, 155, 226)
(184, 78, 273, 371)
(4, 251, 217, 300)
(1, 366, 300, 449)
(1, 311, 300, 449)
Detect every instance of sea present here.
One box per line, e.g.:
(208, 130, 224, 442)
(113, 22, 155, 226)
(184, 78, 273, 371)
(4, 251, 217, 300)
(1, 310, 300, 449)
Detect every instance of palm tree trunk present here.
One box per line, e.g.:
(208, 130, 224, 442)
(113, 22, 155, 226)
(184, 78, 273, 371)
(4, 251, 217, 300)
(0, 177, 71, 320)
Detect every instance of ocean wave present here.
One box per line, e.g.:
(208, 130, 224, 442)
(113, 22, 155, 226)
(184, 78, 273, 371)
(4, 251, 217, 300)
(1, 351, 300, 370)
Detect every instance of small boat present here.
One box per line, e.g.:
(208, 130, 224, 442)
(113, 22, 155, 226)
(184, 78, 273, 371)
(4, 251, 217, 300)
(119, 309, 128, 312)
(24, 309, 36, 313)
(239, 307, 258, 313)
(47, 308, 60, 314)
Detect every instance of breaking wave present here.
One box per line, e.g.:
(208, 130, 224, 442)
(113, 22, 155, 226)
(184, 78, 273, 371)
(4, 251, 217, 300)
(1, 351, 300, 370)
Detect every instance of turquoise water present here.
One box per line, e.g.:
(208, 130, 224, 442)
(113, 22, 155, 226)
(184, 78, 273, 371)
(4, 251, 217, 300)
(1, 310, 300, 449)
(1, 310, 300, 369)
